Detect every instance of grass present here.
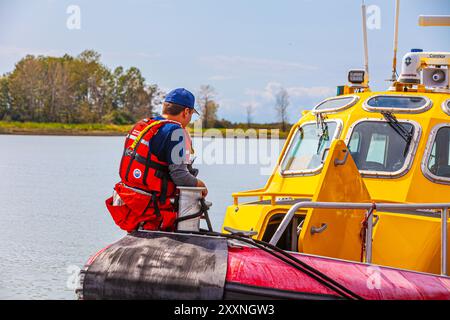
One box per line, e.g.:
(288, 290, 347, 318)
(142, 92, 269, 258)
(0, 121, 289, 138)
(0, 121, 132, 136)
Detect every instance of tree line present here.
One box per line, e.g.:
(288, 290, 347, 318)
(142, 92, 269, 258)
(196, 84, 291, 131)
(0, 50, 291, 130)
(0, 50, 163, 124)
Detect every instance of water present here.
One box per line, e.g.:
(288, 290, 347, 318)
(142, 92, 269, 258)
(0, 135, 283, 299)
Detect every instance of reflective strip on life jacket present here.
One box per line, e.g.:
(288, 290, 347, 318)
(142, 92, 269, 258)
(130, 120, 163, 150)
(126, 135, 150, 147)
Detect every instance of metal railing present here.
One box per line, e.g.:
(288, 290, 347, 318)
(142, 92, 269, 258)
(268, 201, 450, 276)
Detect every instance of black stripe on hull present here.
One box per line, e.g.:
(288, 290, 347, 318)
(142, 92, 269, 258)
(224, 282, 342, 300)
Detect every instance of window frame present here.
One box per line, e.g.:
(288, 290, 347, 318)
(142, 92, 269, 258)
(312, 95, 360, 114)
(362, 94, 433, 114)
(279, 119, 343, 177)
(421, 123, 450, 185)
(441, 99, 450, 116)
(344, 118, 422, 178)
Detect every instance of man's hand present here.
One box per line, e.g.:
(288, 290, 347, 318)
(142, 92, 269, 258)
(196, 179, 208, 198)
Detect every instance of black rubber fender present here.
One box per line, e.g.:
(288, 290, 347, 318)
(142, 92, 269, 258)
(78, 231, 228, 300)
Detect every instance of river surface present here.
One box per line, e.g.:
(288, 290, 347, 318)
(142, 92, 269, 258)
(0, 135, 283, 299)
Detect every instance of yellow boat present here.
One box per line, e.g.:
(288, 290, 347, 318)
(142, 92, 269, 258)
(79, 3, 450, 300)
(223, 10, 450, 277)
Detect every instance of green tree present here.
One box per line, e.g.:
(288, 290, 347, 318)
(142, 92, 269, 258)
(7, 55, 46, 121)
(1, 50, 161, 124)
(0, 76, 10, 120)
(110, 66, 163, 122)
(74, 50, 114, 123)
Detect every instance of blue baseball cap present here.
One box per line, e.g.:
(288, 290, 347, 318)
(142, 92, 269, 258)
(164, 88, 199, 115)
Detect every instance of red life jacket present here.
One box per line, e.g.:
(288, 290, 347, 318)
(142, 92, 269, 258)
(106, 118, 182, 232)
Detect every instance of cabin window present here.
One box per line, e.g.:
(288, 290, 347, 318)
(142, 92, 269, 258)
(347, 121, 416, 174)
(442, 99, 450, 116)
(364, 95, 431, 113)
(313, 96, 358, 112)
(281, 121, 340, 174)
(348, 131, 360, 152)
(426, 127, 450, 179)
(366, 133, 388, 165)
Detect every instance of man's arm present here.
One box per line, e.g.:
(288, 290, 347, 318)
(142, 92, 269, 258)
(162, 126, 208, 196)
(168, 164, 198, 187)
(168, 164, 208, 197)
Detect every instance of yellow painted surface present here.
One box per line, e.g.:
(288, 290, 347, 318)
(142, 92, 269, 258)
(299, 140, 371, 261)
(372, 212, 450, 274)
(222, 204, 269, 236)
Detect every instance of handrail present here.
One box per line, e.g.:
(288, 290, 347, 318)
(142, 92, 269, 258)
(232, 191, 312, 206)
(268, 201, 449, 276)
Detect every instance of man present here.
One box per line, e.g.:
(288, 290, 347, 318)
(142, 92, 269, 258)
(106, 88, 207, 232)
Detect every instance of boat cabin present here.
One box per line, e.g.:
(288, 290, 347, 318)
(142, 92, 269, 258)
(223, 51, 450, 276)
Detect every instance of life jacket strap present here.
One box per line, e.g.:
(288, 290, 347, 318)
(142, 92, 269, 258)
(151, 192, 161, 217)
(124, 148, 169, 172)
(159, 173, 168, 204)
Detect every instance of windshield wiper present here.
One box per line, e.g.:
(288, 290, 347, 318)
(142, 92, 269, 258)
(315, 112, 329, 154)
(381, 111, 413, 156)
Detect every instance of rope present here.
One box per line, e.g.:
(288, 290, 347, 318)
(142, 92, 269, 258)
(360, 202, 376, 262)
(178, 229, 364, 300)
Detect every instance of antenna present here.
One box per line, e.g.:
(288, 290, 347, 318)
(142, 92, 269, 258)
(361, 1, 370, 86)
(391, 0, 400, 82)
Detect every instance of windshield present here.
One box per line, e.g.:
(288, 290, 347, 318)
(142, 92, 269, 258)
(281, 122, 339, 173)
(347, 121, 415, 173)
(314, 96, 356, 112)
(366, 95, 429, 111)
(427, 127, 450, 178)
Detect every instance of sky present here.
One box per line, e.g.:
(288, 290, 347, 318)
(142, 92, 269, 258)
(0, 0, 449, 123)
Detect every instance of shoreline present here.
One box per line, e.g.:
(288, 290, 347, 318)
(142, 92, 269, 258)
(0, 122, 289, 139)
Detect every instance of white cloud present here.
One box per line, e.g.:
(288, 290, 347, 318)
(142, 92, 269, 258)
(245, 81, 334, 102)
(103, 51, 161, 60)
(200, 55, 317, 72)
(0, 46, 161, 61)
(287, 86, 335, 98)
(240, 101, 261, 108)
(238, 81, 336, 122)
(215, 98, 235, 111)
(0, 45, 65, 59)
(208, 75, 234, 81)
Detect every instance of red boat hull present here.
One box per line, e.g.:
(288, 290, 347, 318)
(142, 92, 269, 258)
(226, 246, 450, 300)
(79, 232, 450, 300)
